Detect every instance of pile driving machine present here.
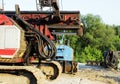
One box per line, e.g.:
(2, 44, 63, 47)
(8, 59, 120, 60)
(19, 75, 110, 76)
(0, 0, 83, 83)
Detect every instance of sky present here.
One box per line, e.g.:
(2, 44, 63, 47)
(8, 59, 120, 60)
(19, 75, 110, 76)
(0, 0, 120, 25)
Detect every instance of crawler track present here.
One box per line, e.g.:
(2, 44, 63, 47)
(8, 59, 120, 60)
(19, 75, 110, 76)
(0, 66, 45, 84)
(39, 61, 62, 80)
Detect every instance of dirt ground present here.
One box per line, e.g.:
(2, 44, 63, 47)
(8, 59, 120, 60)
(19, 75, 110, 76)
(0, 64, 120, 84)
(45, 64, 120, 84)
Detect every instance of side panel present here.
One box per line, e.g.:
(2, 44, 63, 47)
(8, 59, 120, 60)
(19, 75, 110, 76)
(0, 27, 5, 49)
(0, 26, 20, 58)
(56, 45, 73, 61)
(5, 27, 20, 48)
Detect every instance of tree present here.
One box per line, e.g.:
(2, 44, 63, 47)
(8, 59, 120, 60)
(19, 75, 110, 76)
(114, 26, 120, 50)
(79, 45, 103, 63)
(66, 14, 120, 63)
(80, 14, 118, 50)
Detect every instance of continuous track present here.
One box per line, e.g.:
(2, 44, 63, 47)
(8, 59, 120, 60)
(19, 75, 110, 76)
(0, 66, 45, 84)
(38, 61, 62, 80)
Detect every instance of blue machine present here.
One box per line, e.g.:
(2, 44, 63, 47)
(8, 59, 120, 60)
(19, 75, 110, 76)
(55, 43, 78, 73)
(54, 35, 78, 73)
(56, 45, 73, 61)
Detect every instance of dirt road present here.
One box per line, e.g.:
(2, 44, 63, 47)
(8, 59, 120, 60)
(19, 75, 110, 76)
(45, 63, 120, 84)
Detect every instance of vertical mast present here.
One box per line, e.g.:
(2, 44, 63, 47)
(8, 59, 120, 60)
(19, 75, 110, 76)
(0, 0, 4, 11)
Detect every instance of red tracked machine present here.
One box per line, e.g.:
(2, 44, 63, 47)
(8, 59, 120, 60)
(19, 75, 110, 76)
(0, 0, 83, 84)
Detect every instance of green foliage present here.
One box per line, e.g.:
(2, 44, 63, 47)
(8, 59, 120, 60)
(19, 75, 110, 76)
(114, 26, 120, 36)
(114, 26, 120, 50)
(65, 35, 79, 50)
(113, 35, 120, 50)
(78, 46, 103, 63)
(65, 14, 120, 63)
(81, 14, 120, 51)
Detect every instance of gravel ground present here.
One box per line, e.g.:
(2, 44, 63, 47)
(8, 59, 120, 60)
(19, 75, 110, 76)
(45, 73, 107, 84)
(0, 63, 120, 84)
(45, 63, 120, 84)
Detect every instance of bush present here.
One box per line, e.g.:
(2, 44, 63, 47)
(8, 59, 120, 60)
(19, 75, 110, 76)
(78, 46, 103, 63)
